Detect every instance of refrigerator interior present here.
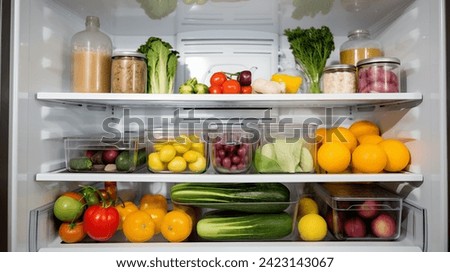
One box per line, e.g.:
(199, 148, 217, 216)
(7, 0, 447, 251)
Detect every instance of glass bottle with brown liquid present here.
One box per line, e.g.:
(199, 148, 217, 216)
(71, 16, 112, 93)
(339, 29, 383, 67)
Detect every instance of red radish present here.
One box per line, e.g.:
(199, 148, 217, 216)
(102, 149, 119, 164)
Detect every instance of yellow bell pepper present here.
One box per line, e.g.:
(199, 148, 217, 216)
(271, 73, 303, 94)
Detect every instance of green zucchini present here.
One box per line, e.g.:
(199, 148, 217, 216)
(170, 183, 291, 213)
(196, 211, 293, 241)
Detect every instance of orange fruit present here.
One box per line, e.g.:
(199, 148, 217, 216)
(351, 144, 387, 173)
(143, 208, 167, 234)
(139, 194, 168, 212)
(326, 127, 358, 152)
(315, 127, 327, 143)
(317, 142, 351, 173)
(115, 201, 139, 230)
(378, 139, 411, 172)
(349, 120, 380, 138)
(122, 210, 155, 243)
(161, 210, 193, 242)
(357, 134, 383, 145)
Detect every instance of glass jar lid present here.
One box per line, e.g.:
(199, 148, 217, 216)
(324, 64, 356, 73)
(356, 57, 400, 67)
(112, 51, 146, 59)
(348, 29, 370, 37)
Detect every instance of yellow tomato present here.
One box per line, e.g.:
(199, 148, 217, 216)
(123, 210, 155, 243)
(139, 194, 168, 212)
(173, 203, 199, 225)
(115, 201, 139, 230)
(143, 208, 167, 234)
(161, 210, 193, 242)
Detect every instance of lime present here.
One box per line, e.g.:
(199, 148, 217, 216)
(167, 156, 187, 173)
(159, 145, 177, 163)
(298, 214, 327, 241)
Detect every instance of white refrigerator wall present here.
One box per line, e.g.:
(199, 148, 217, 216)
(8, 0, 447, 251)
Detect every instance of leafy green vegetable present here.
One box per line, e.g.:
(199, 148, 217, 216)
(284, 26, 335, 93)
(137, 37, 179, 94)
(136, 0, 177, 20)
(291, 0, 334, 20)
(254, 138, 315, 173)
(179, 77, 209, 94)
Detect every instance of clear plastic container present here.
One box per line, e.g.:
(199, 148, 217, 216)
(71, 16, 112, 93)
(340, 29, 383, 67)
(65, 132, 146, 173)
(111, 51, 147, 93)
(208, 124, 255, 174)
(146, 128, 208, 174)
(357, 57, 401, 93)
(254, 123, 317, 174)
(322, 64, 356, 94)
(312, 183, 402, 241)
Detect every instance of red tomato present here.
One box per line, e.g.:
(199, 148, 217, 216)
(209, 85, 223, 94)
(241, 85, 253, 94)
(210, 72, 227, 86)
(83, 204, 120, 241)
(222, 79, 241, 94)
(59, 222, 86, 243)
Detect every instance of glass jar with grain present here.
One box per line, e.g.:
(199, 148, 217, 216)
(340, 29, 383, 67)
(111, 51, 147, 93)
(322, 64, 356, 94)
(71, 16, 112, 93)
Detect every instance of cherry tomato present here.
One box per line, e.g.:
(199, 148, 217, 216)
(222, 79, 241, 94)
(58, 222, 86, 243)
(241, 85, 253, 94)
(209, 72, 227, 86)
(83, 204, 120, 241)
(209, 85, 223, 94)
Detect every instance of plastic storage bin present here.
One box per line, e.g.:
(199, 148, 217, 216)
(65, 132, 146, 173)
(312, 183, 402, 241)
(254, 123, 317, 173)
(171, 183, 299, 241)
(146, 128, 208, 174)
(208, 124, 255, 174)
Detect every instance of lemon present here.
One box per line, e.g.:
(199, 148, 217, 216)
(167, 156, 187, 173)
(298, 197, 319, 219)
(159, 145, 176, 163)
(173, 135, 192, 154)
(148, 152, 166, 172)
(188, 155, 207, 173)
(298, 214, 328, 241)
(190, 142, 205, 154)
(153, 143, 166, 152)
(183, 150, 200, 163)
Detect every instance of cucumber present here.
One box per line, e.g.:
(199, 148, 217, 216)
(137, 149, 146, 166)
(115, 151, 134, 171)
(196, 211, 293, 241)
(170, 183, 291, 213)
(69, 157, 93, 171)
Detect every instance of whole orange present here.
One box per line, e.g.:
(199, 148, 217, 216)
(349, 120, 380, 138)
(352, 144, 387, 173)
(378, 139, 411, 172)
(325, 127, 357, 152)
(317, 142, 351, 173)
